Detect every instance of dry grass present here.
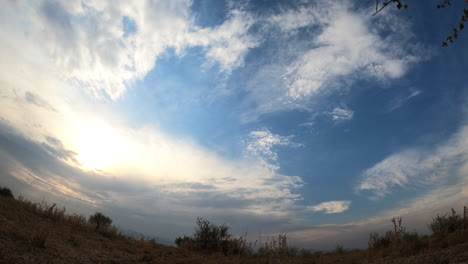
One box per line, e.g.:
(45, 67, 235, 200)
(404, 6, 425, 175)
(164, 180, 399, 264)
(1, 188, 468, 263)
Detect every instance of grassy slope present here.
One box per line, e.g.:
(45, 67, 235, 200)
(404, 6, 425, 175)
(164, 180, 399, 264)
(1, 195, 468, 264)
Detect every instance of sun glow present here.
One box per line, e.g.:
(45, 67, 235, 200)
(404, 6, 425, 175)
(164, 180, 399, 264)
(75, 121, 123, 171)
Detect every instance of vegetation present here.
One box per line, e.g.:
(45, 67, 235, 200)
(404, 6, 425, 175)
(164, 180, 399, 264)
(1, 186, 468, 263)
(0, 186, 14, 198)
(89, 212, 112, 230)
(429, 207, 468, 234)
(367, 208, 468, 259)
(175, 217, 252, 256)
(368, 217, 427, 256)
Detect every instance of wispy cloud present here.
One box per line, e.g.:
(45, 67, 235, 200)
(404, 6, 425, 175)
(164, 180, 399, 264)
(388, 89, 423, 112)
(194, 9, 259, 73)
(356, 125, 468, 198)
(299, 121, 315, 128)
(24, 91, 57, 112)
(267, 5, 323, 33)
(330, 107, 354, 121)
(282, 4, 416, 100)
(241, 0, 426, 121)
(245, 129, 302, 162)
(307, 201, 351, 214)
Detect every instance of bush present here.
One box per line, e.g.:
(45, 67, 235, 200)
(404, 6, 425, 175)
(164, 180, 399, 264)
(334, 244, 344, 254)
(0, 187, 14, 199)
(148, 237, 158, 248)
(193, 217, 230, 251)
(429, 208, 464, 234)
(175, 235, 192, 248)
(99, 224, 121, 239)
(67, 214, 90, 230)
(369, 217, 403, 250)
(89, 212, 113, 232)
(257, 233, 295, 257)
(368, 217, 427, 254)
(177, 217, 252, 256)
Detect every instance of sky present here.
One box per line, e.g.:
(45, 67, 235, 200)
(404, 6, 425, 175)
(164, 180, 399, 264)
(0, 0, 468, 250)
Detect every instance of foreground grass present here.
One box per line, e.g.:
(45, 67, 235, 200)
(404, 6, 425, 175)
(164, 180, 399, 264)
(1, 189, 468, 263)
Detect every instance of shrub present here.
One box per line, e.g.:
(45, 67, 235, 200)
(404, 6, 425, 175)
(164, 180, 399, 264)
(89, 212, 113, 232)
(175, 235, 193, 248)
(68, 214, 90, 230)
(193, 217, 231, 253)
(368, 217, 422, 250)
(42, 203, 66, 221)
(429, 208, 464, 234)
(298, 248, 314, 257)
(99, 224, 121, 239)
(148, 237, 158, 248)
(369, 217, 401, 250)
(257, 233, 295, 258)
(0, 187, 14, 199)
(177, 217, 252, 256)
(368, 217, 431, 256)
(334, 244, 344, 254)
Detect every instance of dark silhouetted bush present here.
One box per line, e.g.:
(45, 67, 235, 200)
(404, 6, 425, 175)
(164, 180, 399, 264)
(368, 217, 429, 255)
(257, 233, 296, 258)
(0, 186, 14, 199)
(193, 217, 231, 252)
(429, 208, 465, 235)
(176, 217, 251, 256)
(175, 235, 192, 248)
(89, 212, 112, 231)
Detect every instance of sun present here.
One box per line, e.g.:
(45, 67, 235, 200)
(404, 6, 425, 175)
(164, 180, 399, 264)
(75, 121, 121, 171)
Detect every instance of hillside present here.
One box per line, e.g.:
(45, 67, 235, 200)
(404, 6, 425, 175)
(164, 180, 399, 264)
(1, 191, 468, 264)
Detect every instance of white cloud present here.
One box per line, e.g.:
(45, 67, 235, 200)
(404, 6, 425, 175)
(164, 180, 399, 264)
(10, 0, 257, 100)
(192, 9, 259, 73)
(299, 121, 315, 127)
(357, 125, 468, 197)
(242, 1, 426, 120)
(268, 6, 320, 33)
(388, 89, 423, 111)
(245, 129, 302, 162)
(283, 5, 412, 100)
(408, 90, 423, 99)
(330, 107, 354, 121)
(307, 200, 351, 214)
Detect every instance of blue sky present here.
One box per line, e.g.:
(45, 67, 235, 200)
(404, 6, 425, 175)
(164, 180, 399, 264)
(0, 0, 467, 249)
